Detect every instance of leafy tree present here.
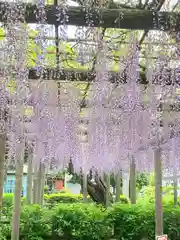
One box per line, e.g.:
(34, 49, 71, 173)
(136, 172, 149, 190)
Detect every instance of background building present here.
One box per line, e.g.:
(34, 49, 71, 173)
(4, 164, 28, 196)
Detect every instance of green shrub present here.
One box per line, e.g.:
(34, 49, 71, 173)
(51, 203, 111, 240)
(119, 194, 130, 204)
(44, 192, 92, 206)
(0, 231, 6, 240)
(2, 194, 14, 216)
(0, 219, 11, 239)
(138, 186, 180, 205)
(3, 192, 85, 209)
(21, 203, 180, 239)
(44, 193, 83, 205)
(52, 188, 72, 194)
(107, 203, 180, 240)
(20, 203, 110, 239)
(136, 172, 149, 190)
(58, 188, 72, 194)
(3, 193, 14, 208)
(108, 203, 155, 239)
(138, 186, 155, 204)
(164, 206, 180, 239)
(3, 193, 25, 208)
(20, 204, 52, 239)
(1, 200, 180, 239)
(44, 185, 49, 194)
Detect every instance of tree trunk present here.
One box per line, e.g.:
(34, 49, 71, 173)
(130, 157, 136, 204)
(26, 151, 33, 205)
(115, 170, 121, 202)
(0, 133, 6, 218)
(11, 143, 25, 240)
(154, 148, 163, 236)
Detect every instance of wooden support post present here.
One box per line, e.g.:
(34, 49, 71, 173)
(154, 148, 163, 236)
(115, 170, 121, 202)
(0, 133, 6, 218)
(122, 170, 129, 198)
(26, 151, 33, 205)
(171, 139, 178, 207)
(39, 164, 45, 206)
(104, 173, 110, 207)
(11, 141, 25, 240)
(82, 174, 88, 202)
(35, 164, 44, 205)
(130, 157, 136, 204)
(173, 164, 178, 207)
(33, 168, 39, 204)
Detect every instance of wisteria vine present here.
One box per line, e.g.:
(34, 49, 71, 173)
(0, 0, 179, 178)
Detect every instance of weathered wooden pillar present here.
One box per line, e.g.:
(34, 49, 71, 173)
(11, 139, 25, 240)
(122, 170, 129, 198)
(171, 139, 178, 207)
(26, 150, 33, 204)
(82, 174, 88, 202)
(130, 157, 136, 204)
(0, 133, 6, 217)
(39, 164, 45, 206)
(104, 173, 110, 207)
(115, 170, 121, 202)
(154, 148, 163, 236)
(33, 168, 39, 204)
(173, 164, 178, 207)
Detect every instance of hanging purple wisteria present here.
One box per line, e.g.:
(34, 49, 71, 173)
(0, 0, 179, 178)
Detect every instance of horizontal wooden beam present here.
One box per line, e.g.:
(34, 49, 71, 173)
(2, 67, 145, 83)
(0, 2, 179, 30)
(28, 68, 177, 86)
(0, 67, 176, 84)
(0, 67, 177, 109)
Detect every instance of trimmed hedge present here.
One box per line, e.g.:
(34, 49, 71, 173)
(1, 203, 180, 240)
(2, 193, 85, 209)
(109, 203, 180, 240)
(3, 193, 129, 207)
(44, 193, 84, 204)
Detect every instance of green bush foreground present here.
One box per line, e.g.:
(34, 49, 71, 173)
(1, 191, 180, 240)
(2, 192, 129, 207)
(1, 201, 180, 240)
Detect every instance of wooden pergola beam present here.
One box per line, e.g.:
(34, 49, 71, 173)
(0, 66, 176, 84)
(0, 67, 176, 108)
(28, 68, 176, 86)
(0, 2, 179, 31)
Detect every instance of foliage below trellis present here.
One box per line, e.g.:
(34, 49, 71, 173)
(0, 202, 180, 239)
(136, 173, 149, 190)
